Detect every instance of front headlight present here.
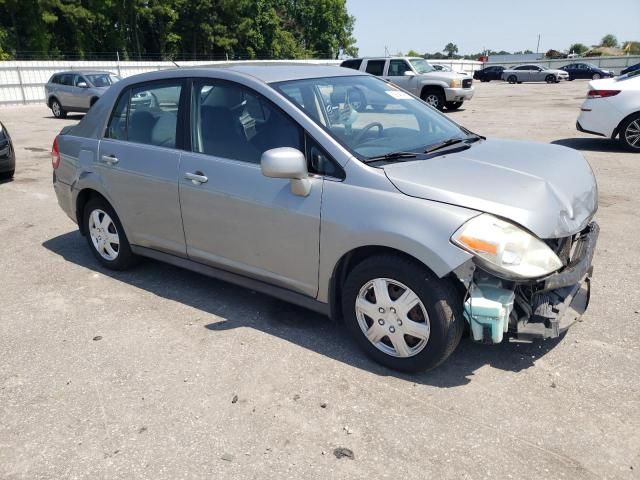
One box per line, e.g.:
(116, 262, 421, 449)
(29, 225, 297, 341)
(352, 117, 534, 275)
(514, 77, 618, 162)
(450, 78, 462, 88)
(452, 214, 562, 279)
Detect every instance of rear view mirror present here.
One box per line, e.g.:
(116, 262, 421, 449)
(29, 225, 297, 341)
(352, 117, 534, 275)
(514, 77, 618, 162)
(261, 147, 311, 197)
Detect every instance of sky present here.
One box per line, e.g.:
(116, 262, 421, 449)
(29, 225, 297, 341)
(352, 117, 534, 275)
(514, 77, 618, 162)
(346, 0, 640, 56)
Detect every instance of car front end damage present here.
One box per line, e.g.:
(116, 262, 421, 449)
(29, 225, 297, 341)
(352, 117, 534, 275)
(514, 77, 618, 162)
(451, 218, 598, 343)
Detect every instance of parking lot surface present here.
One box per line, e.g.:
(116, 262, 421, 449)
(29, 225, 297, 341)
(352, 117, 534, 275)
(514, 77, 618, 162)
(1, 80, 639, 479)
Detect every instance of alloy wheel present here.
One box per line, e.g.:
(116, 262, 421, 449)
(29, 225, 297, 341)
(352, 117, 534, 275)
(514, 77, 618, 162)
(52, 101, 61, 117)
(355, 278, 430, 358)
(425, 94, 439, 108)
(88, 209, 120, 261)
(625, 119, 640, 149)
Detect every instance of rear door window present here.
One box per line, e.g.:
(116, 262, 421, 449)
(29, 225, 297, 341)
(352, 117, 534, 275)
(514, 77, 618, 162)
(106, 81, 183, 148)
(365, 60, 386, 76)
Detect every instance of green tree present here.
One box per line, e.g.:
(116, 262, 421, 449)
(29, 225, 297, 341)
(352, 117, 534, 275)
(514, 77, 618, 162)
(406, 49, 422, 57)
(443, 42, 458, 58)
(569, 43, 588, 55)
(600, 34, 618, 48)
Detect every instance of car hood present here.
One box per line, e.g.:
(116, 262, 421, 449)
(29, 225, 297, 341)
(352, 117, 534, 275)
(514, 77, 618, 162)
(420, 71, 470, 82)
(382, 139, 598, 239)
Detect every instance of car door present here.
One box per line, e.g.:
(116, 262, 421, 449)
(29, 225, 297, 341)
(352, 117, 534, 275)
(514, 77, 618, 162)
(178, 79, 322, 297)
(385, 59, 415, 92)
(71, 75, 92, 109)
(57, 74, 73, 108)
(98, 79, 187, 255)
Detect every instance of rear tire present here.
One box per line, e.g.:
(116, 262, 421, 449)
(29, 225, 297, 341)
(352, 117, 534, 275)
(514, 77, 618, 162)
(507, 75, 517, 84)
(50, 99, 67, 119)
(341, 255, 464, 372)
(445, 101, 463, 111)
(421, 88, 445, 111)
(619, 113, 640, 152)
(83, 197, 139, 270)
(0, 169, 14, 180)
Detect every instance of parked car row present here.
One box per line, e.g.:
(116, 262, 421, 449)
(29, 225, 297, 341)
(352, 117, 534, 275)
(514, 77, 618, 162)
(474, 62, 619, 84)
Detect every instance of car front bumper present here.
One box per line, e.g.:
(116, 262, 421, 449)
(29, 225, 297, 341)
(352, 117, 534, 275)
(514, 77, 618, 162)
(460, 222, 599, 343)
(516, 222, 599, 340)
(445, 87, 474, 102)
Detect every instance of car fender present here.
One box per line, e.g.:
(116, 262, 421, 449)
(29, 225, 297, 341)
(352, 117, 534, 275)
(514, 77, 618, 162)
(316, 161, 477, 303)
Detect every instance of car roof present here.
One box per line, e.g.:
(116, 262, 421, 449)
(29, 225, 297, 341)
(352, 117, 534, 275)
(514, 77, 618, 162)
(112, 64, 366, 86)
(52, 70, 116, 76)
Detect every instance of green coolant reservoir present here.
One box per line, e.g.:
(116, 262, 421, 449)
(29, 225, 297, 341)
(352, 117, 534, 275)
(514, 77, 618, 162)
(463, 280, 515, 344)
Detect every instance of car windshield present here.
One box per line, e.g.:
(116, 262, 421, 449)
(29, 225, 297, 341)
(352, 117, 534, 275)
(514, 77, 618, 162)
(86, 74, 120, 87)
(409, 59, 436, 74)
(273, 75, 468, 161)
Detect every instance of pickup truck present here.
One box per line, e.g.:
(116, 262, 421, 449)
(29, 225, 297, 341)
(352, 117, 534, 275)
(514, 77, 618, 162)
(341, 57, 474, 111)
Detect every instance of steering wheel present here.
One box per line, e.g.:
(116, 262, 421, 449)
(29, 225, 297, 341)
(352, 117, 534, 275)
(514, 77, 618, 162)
(353, 122, 384, 145)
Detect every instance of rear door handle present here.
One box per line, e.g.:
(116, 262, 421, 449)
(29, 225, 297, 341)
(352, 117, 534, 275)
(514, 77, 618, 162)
(100, 154, 119, 165)
(185, 172, 208, 185)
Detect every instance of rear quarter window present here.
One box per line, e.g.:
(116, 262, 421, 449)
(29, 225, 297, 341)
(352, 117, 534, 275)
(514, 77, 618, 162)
(341, 59, 363, 70)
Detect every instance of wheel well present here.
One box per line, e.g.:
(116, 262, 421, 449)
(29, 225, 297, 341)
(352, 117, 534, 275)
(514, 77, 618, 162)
(420, 85, 443, 99)
(329, 246, 436, 322)
(48, 96, 59, 108)
(76, 189, 110, 235)
(612, 111, 640, 139)
(90, 97, 99, 107)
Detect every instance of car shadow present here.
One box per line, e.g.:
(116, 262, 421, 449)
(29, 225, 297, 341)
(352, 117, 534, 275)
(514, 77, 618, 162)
(42, 230, 564, 388)
(551, 137, 625, 153)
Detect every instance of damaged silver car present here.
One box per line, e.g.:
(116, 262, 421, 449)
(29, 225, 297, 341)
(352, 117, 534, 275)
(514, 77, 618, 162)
(52, 65, 598, 372)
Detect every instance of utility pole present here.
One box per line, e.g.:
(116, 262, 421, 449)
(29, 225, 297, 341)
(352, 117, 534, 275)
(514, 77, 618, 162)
(384, 45, 390, 57)
(536, 34, 541, 56)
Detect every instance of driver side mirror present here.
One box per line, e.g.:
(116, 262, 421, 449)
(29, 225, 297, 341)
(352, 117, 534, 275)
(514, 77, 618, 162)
(261, 147, 311, 197)
(77, 82, 88, 88)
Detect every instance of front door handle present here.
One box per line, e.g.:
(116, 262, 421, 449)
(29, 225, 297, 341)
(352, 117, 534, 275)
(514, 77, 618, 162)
(185, 171, 208, 185)
(100, 154, 119, 165)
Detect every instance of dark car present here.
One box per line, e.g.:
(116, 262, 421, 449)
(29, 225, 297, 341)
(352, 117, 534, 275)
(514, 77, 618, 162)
(0, 121, 15, 180)
(621, 62, 640, 75)
(473, 66, 505, 82)
(560, 63, 614, 80)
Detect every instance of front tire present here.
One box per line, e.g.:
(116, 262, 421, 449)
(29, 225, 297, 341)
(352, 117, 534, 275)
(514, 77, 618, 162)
(445, 101, 463, 111)
(619, 114, 640, 152)
(341, 255, 464, 372)
(592, 73, 601, 80)
(83, 197, 139, 270)
(545, 74, 556, 83)
(50, 99, 67, 119)
(421, 88, 445, 111)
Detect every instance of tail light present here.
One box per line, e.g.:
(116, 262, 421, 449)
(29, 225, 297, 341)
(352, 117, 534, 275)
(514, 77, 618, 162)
(587, 89, 621, 99)
(51, 136, 60, 169)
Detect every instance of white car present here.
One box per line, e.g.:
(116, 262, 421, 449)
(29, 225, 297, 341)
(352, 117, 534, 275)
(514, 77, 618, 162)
(577, 71, 640, 152)
(502, 65, 569, 84)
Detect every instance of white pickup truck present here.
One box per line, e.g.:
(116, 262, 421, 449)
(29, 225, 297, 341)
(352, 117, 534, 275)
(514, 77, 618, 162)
(341, 57, 474, 111)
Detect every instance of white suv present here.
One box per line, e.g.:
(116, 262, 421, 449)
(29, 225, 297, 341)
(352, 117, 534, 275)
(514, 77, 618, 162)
(341, 57, 474, 111)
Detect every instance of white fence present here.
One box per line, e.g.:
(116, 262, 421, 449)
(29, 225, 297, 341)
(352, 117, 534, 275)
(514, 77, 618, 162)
(485, 55, 640, 74)
(0, 58, 486, 107)
(0, 59, 341, 106)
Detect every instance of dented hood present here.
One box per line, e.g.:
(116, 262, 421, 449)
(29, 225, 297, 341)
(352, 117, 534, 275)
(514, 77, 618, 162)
(383, 139, 598, 239)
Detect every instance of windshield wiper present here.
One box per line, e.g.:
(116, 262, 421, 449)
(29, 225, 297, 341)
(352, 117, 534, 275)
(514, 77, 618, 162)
(424, 135, 483, 154)
(363, 151, 418, 164)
